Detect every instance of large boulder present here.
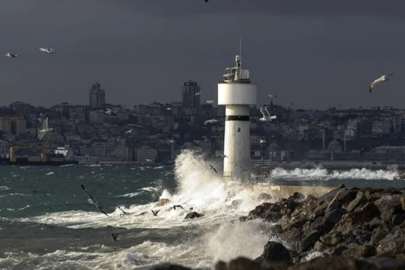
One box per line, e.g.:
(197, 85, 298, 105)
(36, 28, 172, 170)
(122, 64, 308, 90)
(254, 241, 292, 265)
(374, 195, 405, 222)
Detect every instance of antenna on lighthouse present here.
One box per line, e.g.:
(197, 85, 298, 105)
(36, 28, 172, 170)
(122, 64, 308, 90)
(239, 38, 242, 66)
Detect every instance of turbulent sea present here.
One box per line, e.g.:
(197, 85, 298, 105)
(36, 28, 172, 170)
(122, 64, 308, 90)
(1, 150, 405, 270)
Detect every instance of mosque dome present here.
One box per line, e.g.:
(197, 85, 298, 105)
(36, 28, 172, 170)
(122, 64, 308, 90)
(328, 140, 341, 152)
(268, 142, 280, 151)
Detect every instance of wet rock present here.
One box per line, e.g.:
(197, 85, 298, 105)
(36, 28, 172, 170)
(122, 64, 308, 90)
(299, 230, 322, 252)
(376, 240, 398, 256)
(374, 195, 405, 222)
(258, 192, 273, 201)
(286, 256, 362, 270)
(370, 224, 390, 245)
(310, 208, 346, 235)
(184, 212, 203, 219)
(400, 197, 405, 212)
(365, 217, 382, 230)
(345, 191, 367, 213)
(238, 187, 405, 266)
(151, 264, 192, 270)
(215, 257, 262, 270)
(269, 224, 283, 235)
(255, 241, 292, 265)
(392, 214, 405, 226)
(290, 192, 305, 201)
(311, 203, 327, 220)
(341, 245, 376, 259)
(316, 186, 347, 207)
(325, 189, 356, 213)
(364, 257, 405, 270)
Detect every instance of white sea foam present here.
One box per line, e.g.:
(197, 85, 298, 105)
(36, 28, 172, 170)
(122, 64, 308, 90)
(116, 192, 142, 198)
(270, 167, 400, 181)
(14, 150, 399, 270)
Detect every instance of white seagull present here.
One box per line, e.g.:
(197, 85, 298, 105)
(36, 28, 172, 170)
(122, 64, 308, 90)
(39, 47, 55, 54)
(5, 52, 18, 58)
(259, 105, 277, 122)
(125, 129, 133, 134)
(38, 115, 53, 140)
(104, 108, 117, 115)
(268, 94, 278, 99)
(204, 119, 219, 125)
(369, 74, 394, 93)
(206, 100, 214, 104)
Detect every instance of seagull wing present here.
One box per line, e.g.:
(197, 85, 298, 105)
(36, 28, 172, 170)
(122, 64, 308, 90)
(369, 83, 374, 93)
(263, 106, 271, 118)
(81, 184, 108, 216)
(259, 106, 266, 118)
(38, 131, 45, 140)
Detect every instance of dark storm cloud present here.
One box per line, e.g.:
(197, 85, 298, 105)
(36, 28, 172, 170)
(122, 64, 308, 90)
(0, 0, 405, 109)
(116, 0, 405, 18)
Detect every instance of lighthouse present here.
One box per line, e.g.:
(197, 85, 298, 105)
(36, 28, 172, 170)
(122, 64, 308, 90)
(218, 52, 257, 181)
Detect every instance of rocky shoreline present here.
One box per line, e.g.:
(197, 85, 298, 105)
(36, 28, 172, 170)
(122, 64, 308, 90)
(153, 185, 405, 270)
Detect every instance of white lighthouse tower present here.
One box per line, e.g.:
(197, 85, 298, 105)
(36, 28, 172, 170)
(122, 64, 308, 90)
(218, 48, 257, 181)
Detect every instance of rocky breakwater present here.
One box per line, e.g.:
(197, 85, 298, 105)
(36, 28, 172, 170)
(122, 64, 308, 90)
(228, 184, 405, 269)
(152, 185, 405, 270)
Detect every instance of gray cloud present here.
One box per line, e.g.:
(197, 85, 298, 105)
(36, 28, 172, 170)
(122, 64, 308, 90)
(116, 0, 405, 18)
(0, 0, 404, 109)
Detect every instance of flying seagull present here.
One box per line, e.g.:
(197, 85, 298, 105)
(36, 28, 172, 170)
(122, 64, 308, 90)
(80, 184, 108, 216)
(204, 119, 219, 125)
(268, 94, 278, 99)
(39, 47, 55, 54)
(125, 129, 133, 135)
(104, 108, 117, 115)
(118, 206, 129, 216)
(209, 164, 218, 174)
(5, 52, 18, 58)
(173, 205, 184, 210)
(259, 105, 277, 122)
(369, 74, 394, 93)
(38, 115, 53, 140)
(111, 233, 119, 241)
(151, 210, 160, 216)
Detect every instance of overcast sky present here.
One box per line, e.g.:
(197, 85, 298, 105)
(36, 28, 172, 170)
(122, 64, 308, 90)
(1, 0, 405, 109)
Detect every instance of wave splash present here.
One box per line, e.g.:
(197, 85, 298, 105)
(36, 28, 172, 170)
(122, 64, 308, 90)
(269, 167, 400, 181)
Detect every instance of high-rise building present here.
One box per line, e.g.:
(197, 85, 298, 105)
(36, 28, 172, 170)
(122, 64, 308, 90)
(10, 102, 32, 117)
(182, 81, 201, 107)
(89, 82, 106, 107)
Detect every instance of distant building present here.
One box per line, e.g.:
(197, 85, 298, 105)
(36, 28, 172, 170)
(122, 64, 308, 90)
(182, 80, 201, 107)
(10, 102, 32, 117)
(89, 82, 106, 107)
(136, 147, 158, 163)
(0, 117, 26, 136)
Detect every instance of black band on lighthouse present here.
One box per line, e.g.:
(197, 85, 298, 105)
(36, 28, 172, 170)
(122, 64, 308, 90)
(225, 115, 250, 121)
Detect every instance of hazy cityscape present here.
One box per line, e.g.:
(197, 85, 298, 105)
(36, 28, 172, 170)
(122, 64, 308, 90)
(1, 80, 405, 165)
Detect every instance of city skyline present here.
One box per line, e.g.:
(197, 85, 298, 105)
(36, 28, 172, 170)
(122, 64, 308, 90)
(0, 1, 405, 109)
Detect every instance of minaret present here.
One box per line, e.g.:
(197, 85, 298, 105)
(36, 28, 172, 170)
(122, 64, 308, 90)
(218, 44, 257, 181)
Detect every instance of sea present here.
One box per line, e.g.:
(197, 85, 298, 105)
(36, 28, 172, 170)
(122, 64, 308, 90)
(1, 150, 405, 270)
